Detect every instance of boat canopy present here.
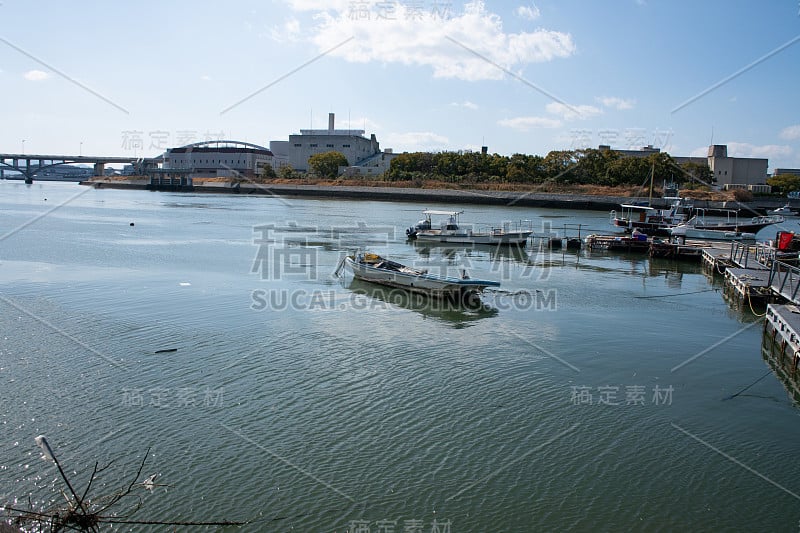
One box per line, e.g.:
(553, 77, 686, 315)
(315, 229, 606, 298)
(422, 210, 464, 216)
(619, 204, 656, 211)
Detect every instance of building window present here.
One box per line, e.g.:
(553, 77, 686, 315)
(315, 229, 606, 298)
(326, 144, 334, 148)
(294, 144, 301, 147)
(343, 144, 350, 148)
(310, 144, 318, 147)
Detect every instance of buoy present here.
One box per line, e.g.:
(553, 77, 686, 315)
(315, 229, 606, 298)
(130, 222, 135, 226)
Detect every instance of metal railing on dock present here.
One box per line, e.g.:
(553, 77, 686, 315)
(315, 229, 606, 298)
(729, 241, 771, 269)
(769, 261, 800, 304)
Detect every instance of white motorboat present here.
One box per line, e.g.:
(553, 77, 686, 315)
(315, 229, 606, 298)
(342, 252, 499, 300)
(411, 210, 532, 245)
(769, 204, 795, 216)
(670, 218, 756, 242)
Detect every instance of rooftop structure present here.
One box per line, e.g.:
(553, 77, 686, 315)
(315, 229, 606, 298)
(773, 168, 800, 177)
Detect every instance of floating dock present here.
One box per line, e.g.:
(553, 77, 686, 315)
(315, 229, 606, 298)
(763, 304, 800, 402)
(585, 235, 650, 252)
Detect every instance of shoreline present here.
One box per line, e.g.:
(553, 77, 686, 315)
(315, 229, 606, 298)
(77, 180, 772, 213)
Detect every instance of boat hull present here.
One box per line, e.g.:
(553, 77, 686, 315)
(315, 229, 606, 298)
(670, 227, 756, 242)
(345, 256, 499, 298)
(415, 230, 532, 245)
(615, 216, 782, 236)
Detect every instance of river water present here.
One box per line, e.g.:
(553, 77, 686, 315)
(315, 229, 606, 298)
(1, 181, 799, 532)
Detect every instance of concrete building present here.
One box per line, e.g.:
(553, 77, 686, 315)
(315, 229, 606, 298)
(707, 145, 767, 187)
(273, 113, 381, 172)
(597, 144, 706, 166)
(773, 168, 800, 177)
(598, 143, 768, 186)
(598, 144, 662, 158)
(164, 141, 274, 179)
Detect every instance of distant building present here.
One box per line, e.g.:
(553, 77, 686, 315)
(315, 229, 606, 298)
(707, 145, 767, 187)
(597, 144, 705, 166)
(598, 143, 767, 186)
(164, 140, 274, 179)
(598, 144, 661, 158)
(773, 168, 800, 177)
(272, 113, 382, 172)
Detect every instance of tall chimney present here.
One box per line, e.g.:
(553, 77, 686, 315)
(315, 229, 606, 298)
(328, 113, 335, 133)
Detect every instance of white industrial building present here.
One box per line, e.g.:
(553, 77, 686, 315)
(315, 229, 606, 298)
(270, 113, 384, 173)
(707, 145, 768, 187)
(165, 141, 275, 179)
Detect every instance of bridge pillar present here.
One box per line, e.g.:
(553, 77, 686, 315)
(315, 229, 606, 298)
(94, 162, 105, 176)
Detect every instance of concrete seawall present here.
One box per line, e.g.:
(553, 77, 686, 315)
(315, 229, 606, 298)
(80, 180, 782, 214)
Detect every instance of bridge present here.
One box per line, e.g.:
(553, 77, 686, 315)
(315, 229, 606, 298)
(0, 153, 161, 183)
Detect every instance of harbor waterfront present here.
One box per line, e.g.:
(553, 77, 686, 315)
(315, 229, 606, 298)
(3, 181, 800, 531)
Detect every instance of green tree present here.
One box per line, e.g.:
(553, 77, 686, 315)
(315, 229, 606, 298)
(308, 151, 349, 179)
(542, 150, 577, 181)
(278, 164, 299, 179)
(767, 173, 800, 193)
(679, 161, 713, 187)
(259, 163, 277, 180)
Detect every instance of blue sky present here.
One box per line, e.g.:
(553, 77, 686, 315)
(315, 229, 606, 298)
(2, 0, 799, 171)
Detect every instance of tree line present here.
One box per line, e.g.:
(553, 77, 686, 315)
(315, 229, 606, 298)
(261, 148, 720, 188)
(384, 148, 713, 187)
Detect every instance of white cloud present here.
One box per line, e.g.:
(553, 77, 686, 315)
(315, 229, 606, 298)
(384, 131, 449, 151)
(450, 100, 478, 110)
(689, 142, 793, 160)
(270, 17, 301, 42)
(516, 4, 541, 20)
(779, 125, 800, 141)
(497, 116, 561, 131)
(726, 142, 792, 159)
(289, 1, 575, 81)
(338, 116, 381, 131)
(200, 74, 212, 81)
(596, 96, 634, 110)
(23, 70, 49, 81)
(545, 102, 602, 120)
(286, 0, 350, 10)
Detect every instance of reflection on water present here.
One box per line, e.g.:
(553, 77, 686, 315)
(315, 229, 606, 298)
(345, 279, 499, 327)
(411, 240, 538, 265)
(761, 334, 800, 405)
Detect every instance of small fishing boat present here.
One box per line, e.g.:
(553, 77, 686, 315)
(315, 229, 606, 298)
(410, 210, 532, 245)
(340, 252, 499, 300)
(610, 197, 693, 236)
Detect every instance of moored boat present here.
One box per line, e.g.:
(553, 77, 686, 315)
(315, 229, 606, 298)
(670, 218, 756, 242)
(412, 210, 532, 245)
(342, 252, 500, 300)
(610, 197, 693, 236)
(769, 203, 795, 216)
